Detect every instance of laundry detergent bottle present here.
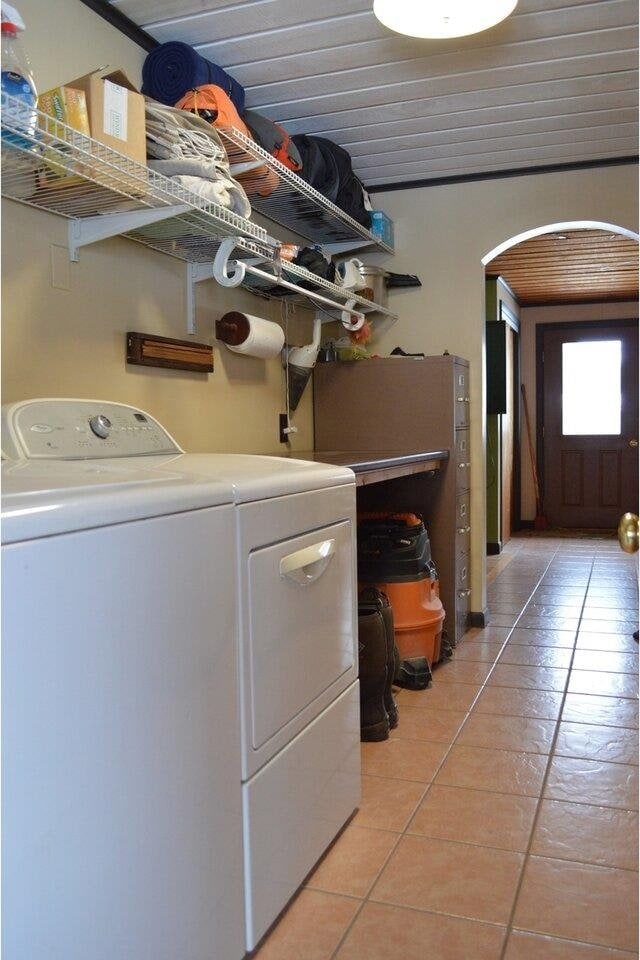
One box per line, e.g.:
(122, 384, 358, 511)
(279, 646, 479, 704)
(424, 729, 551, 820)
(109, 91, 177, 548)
(1, 12, 37, 148)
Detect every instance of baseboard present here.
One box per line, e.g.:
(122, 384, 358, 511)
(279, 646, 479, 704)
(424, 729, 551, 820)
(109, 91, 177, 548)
(487, 541, 502, 555)
(469, 609, 488, 628)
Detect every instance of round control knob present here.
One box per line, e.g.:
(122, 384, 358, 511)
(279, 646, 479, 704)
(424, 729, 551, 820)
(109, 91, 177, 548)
(89, 414, 112, 439)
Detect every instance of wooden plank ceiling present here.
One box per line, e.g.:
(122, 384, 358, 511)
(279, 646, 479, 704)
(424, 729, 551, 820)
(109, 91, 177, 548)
(486, 229, 639, 304)
(110, 0, 639, 187)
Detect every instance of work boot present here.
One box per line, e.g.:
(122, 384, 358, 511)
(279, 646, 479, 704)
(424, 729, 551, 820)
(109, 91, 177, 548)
(360, 588, 400, 729)
(357, 603, 389, 742)
(377, 590, 400, 729)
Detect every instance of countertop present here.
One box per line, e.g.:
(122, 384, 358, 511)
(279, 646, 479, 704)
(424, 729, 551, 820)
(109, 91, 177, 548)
(287, 449, 449, 486)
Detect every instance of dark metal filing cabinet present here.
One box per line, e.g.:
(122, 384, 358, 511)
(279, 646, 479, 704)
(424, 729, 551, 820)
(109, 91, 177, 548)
(313, 355, 472, 644)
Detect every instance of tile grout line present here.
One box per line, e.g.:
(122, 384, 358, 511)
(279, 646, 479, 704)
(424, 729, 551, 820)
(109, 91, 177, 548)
(328, 543, 565, 959)
(497, 543, 598, 959)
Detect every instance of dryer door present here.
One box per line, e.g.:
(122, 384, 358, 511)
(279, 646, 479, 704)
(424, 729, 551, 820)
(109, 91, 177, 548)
(247, 518, 356, 755)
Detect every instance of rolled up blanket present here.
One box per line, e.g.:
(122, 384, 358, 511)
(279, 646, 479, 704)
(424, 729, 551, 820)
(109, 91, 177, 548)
(170, 173, 251, 219)
(142, 41, 245, 113)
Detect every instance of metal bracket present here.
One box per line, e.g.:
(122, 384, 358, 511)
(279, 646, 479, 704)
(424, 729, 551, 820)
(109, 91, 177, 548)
(185, 261, 216, 336)
(67, 204, 191, 262)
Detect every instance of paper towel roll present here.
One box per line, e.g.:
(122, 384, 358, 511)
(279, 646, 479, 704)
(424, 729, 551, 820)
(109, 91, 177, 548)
(216, 312, 285, 359)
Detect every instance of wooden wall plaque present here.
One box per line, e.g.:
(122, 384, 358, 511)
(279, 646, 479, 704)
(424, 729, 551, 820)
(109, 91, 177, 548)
(127, 332, 214, 373)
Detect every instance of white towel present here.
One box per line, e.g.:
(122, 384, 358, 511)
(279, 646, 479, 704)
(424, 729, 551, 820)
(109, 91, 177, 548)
(170, 174, 252, 220)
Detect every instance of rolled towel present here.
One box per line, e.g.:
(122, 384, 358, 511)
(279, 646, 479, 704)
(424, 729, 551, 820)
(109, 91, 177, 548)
(142, 41, 245, 113)
(148, 157, 227, 182)
(167, 173, 252, 220)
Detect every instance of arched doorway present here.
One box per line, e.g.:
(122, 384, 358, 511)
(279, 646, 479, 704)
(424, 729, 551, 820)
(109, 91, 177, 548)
(482, 221, 639, 545)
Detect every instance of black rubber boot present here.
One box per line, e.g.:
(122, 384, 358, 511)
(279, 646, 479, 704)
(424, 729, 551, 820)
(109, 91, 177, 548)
(357, 605, 390, 742)
(359, 588, 400, 729)
(378, 591, 400, 729)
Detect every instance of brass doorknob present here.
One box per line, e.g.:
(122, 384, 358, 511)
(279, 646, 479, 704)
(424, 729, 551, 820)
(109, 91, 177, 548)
(630, 439, 638, 448)
(618, 512, 639, 553)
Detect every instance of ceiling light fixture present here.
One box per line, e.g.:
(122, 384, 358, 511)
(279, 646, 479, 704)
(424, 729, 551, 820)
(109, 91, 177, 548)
(373, 0, 518, 39)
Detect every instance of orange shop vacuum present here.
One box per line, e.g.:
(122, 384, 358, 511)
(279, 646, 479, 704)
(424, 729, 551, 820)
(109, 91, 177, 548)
(357, 513, 446, 690)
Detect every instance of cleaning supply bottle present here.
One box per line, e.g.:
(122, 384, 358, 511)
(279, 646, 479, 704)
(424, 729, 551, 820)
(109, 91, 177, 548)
(1, 6, 37, 148)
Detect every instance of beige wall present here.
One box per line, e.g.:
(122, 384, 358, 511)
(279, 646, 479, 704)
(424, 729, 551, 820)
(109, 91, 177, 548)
(373, 167, 638, 612)
(519, 299, 639, 521)
(1, 0, 314, 455)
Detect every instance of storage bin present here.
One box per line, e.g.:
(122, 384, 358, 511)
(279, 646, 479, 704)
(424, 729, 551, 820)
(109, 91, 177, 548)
(371, 574, 445, 667)
(370, 210, 394, 249)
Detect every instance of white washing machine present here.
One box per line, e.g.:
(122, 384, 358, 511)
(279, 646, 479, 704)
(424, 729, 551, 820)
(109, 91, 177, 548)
(2, 399, 362, 953)
(1, 431, 245, 959)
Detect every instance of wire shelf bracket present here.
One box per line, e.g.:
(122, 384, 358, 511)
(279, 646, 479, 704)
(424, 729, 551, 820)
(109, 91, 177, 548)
(185, 259, 216, 336)
(68, 204, 192, 262)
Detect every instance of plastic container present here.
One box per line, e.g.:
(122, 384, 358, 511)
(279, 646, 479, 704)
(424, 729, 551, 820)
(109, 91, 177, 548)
(356, 265, 388, 307)
(374, 574, 445, 667)
(370, 210, 394, 250)
(1, 18, 37, 149)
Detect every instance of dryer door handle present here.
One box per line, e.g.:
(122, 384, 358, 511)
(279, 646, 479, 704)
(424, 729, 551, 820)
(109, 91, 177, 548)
(280, 539, 336, 585)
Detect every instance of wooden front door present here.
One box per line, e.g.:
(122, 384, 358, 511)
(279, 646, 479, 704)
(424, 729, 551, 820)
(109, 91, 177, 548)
(541, 320, 639, 528)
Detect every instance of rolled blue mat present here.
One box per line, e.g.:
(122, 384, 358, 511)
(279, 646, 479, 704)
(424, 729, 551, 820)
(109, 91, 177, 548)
(142, 41, 245, 113)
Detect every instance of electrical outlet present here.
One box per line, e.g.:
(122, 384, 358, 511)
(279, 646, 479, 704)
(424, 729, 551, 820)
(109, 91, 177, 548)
(50, 245, 70, 290)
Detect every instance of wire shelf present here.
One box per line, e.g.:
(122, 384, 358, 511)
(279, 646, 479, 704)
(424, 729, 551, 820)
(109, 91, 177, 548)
(1, 92, 275, 262)
(218, 125, 394, 254)
(1, 93, 396, 331)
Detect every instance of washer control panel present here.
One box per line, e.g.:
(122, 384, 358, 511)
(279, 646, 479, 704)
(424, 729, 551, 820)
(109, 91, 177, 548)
(1, 399, 182, 459)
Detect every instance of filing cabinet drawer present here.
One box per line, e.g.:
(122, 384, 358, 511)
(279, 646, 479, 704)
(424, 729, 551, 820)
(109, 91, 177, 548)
(455, 555, 471, 641)
(456, 554, 471, 596)
(455, 428, 470, 464)
(455, 586, 471, 641)
(455, 428, 470, 490)
(455, 521, 471, 564)
(454, 365, 470, 428)
(456, 492, 470, 530)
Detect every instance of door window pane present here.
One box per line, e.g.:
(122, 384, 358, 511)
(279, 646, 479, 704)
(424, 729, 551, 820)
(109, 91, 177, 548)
(562, 340, 621, 435)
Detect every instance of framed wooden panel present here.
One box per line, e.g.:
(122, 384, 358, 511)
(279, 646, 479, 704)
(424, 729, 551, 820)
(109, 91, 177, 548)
(127, 332, 214, 373)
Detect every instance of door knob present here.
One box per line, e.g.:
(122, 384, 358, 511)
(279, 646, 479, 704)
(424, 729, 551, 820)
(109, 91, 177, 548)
(629, 439, 638, 448)
(618, 512, 639, 554)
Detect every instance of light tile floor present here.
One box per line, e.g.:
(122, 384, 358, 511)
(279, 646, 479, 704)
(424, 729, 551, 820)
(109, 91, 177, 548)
(252, 535, 639, 959)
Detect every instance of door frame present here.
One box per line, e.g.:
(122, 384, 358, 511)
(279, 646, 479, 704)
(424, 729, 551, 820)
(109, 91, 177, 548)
(535, 317, 639, 516)
(500, 301, 521, 537)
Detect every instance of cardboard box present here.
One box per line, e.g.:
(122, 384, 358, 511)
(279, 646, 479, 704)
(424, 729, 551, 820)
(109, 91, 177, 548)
(67, 68, 146, 165)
